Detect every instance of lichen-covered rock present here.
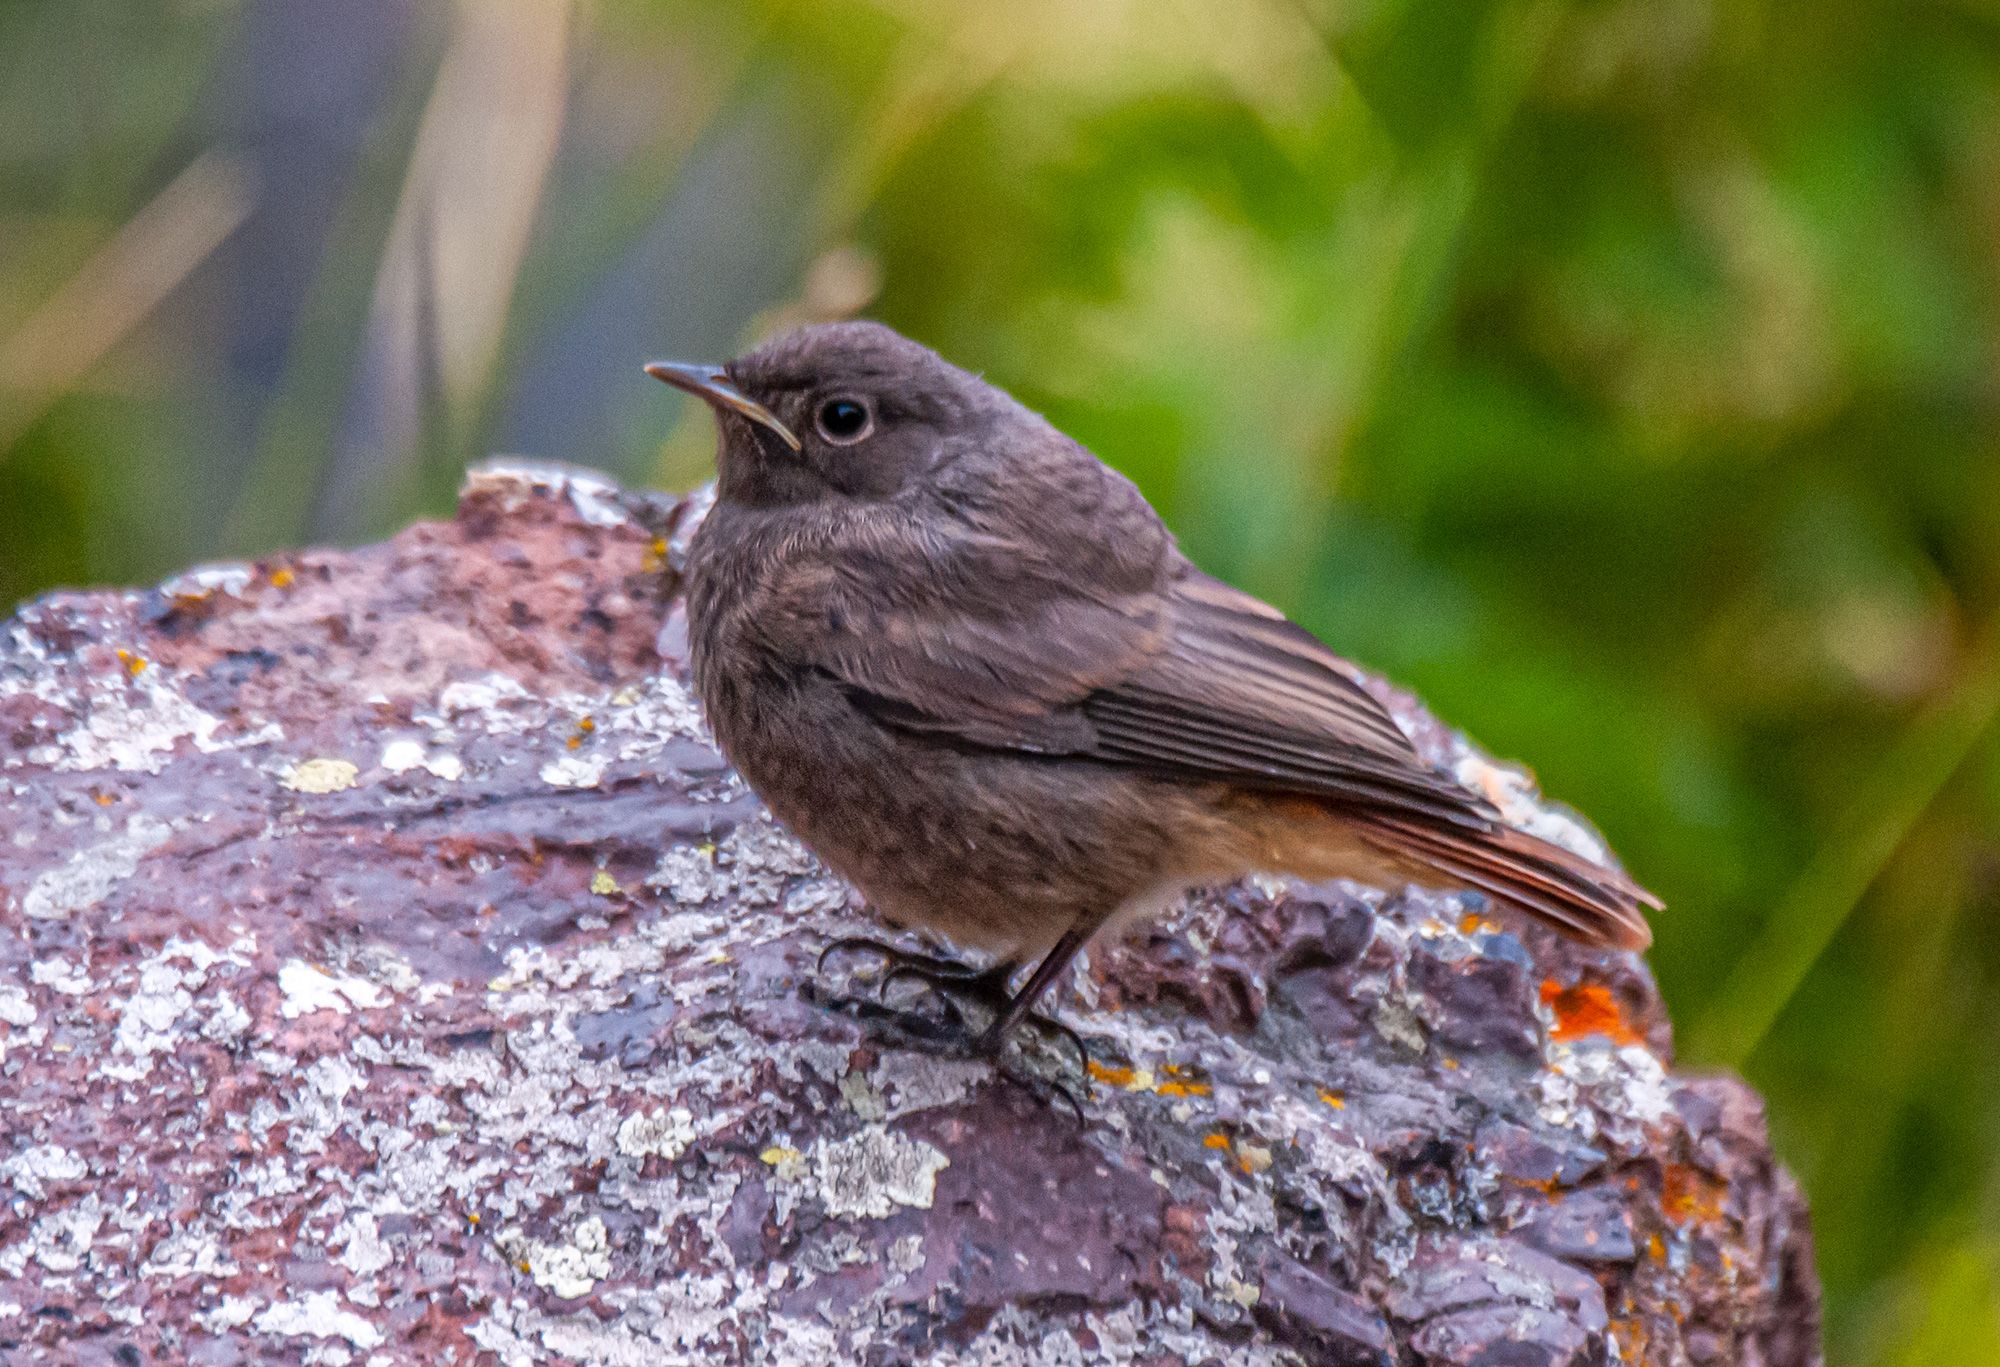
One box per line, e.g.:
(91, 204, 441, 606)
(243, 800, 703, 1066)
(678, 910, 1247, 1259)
(0, 461, 1821, 1365)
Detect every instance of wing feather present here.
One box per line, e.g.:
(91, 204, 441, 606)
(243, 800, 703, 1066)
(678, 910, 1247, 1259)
(809, 533, 1658, 948)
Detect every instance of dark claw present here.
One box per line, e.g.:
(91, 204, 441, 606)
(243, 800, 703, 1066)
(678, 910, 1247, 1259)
(816, 935, 909, 977)
(882, 958, 1015, 1011)
(800, 980, 967, 1046)
(816, 937, 1006, 994)
(1010, 1012, 1091, 1077)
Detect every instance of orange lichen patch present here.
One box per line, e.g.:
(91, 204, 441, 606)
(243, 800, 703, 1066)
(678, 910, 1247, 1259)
(1202, 1133, 1231, 1150)
(1155, 1078, 1211, 1098)
(1458, 911, 1498, 936)
(1608, 1317, 1650, 1363)
(1539, 979, 1648, 1048)
(268, 566, 295, 589)
(115, 649, 147, 677)
(1661, 1163, 1726, 1225)
(1318, 1090, 1346, 1110)
(1646, 1233, 1665, 1261)
(92, 791, 117, 806)
(1086, 1060, 1139, 1090)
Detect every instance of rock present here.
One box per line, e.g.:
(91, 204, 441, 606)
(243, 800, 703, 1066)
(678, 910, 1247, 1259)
(0, 460, 1822, 1364)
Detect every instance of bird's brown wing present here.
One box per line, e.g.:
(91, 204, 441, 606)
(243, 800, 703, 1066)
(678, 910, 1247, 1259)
(1086, 573, 1656, 948)
(1081, 572, 1488, 826)
(820, 554, 1657, 949)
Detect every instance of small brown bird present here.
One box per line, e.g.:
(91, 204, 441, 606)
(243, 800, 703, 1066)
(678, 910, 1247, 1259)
(648, 322, 1657, 1048)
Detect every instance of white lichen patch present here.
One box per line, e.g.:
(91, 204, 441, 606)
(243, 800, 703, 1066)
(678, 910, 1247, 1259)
(380, 737, 465, 781)
(195, 1296, 258, 1333)
(332, 1211, 392, 1278)
(29, 1196, 104, 1274)
(140, 1225, 237, 1280)
(436, 671, 535, 719)
(28, 957, 89, 996)
(3, 1145, 86, 1200)
(1371, 999, 1428, 1055)
(104, 963, 194, 1078)
(0, 985, 38, 1027)
(159, 563, 255, 601)
(378, 738, 424, 773)
(809, 1125, 950, 1220)
(463, 460, 639, 532)
(646, 844, 719, 904)
(586, 672, 708, 753)
(278, 960, 387, 1018)
(839, 1070, 886, 1121)
(539, 753, 606, 789)
(870, 1053, 991, 1119)
(252, 1290, 385, 1350)
(96, 937, 246, 1081)
(19, 814, 172, 920)
(281, 756, 360, 794)
(498, 1216, 613, 1300)
(1548, 1039, 1678, 1144)
(54, 671, 226, 774)
(615, 1107, 697, 1161)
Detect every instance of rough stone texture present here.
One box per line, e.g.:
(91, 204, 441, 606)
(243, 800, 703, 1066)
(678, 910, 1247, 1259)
(0, 461, 1822, 1365)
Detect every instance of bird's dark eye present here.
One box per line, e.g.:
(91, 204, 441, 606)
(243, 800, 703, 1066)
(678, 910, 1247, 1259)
(815, 396, 873, 445)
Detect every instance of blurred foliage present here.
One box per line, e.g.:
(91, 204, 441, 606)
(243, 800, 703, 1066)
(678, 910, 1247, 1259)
(3, 0, 1998, 1356)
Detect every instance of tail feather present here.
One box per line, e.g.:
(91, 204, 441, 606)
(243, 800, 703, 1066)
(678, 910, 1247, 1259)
(1354, 811, 1658, 950)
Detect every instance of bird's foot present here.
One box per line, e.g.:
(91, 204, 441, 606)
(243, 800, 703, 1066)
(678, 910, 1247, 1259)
(810, 937, 995, 1044)
(817, 936, 1088, 1070)
(809, 937, 1091, 1114)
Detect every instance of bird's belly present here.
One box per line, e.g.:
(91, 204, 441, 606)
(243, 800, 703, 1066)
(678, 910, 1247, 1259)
(712, 686, 1208, 958)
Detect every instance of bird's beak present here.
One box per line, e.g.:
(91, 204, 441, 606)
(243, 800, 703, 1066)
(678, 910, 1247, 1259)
(644, 361, 801, 451)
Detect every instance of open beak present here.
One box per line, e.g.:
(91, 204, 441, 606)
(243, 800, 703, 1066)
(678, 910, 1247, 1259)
(644, 360, 801, 451)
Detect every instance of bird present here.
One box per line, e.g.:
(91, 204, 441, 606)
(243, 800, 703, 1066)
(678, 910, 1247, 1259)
(646, 321, 1657, 1050)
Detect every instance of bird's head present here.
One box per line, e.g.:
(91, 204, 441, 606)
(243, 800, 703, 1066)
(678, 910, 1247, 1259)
(647, 321, 1012, 507)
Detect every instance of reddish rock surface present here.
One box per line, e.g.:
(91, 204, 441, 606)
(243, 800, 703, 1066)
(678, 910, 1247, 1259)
(0, 463, 1821, 1365)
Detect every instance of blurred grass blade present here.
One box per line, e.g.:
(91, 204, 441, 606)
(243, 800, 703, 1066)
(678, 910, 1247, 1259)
(0, 151, 256, 456)
(314, 0, 573, 535)
(1690, 633, 2000, 1068)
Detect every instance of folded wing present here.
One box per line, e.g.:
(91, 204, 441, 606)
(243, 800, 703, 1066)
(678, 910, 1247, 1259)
(819, 551, 1657, 949)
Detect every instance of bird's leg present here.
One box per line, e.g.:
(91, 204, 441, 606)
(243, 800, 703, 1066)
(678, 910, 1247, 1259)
(975, 920, 1098, 1058)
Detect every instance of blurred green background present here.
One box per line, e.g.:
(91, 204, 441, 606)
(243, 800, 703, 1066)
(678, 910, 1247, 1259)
(2, 0, 1996, 1357)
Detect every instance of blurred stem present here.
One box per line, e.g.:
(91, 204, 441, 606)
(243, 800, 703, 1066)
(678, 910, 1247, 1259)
(0, 151, 256, 456)
(1690, 629, 2000, 1067)
(1804, 815, 1971, 1296)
